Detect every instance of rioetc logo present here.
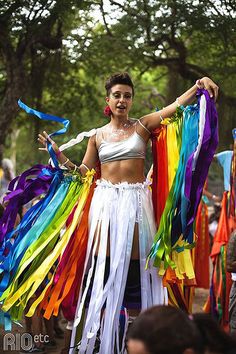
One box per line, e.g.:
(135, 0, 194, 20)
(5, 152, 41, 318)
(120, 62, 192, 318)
(3, 333, 49, 351)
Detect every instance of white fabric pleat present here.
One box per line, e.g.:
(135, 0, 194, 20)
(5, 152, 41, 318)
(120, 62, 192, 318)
(192, 95, 206, 171)
(69, 179, 166, 354)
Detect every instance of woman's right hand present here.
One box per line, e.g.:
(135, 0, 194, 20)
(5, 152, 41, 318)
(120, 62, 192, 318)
(38, 131, 60, 154)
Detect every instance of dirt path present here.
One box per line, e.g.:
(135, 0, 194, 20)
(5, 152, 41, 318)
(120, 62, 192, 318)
(193, 287, 209, 313)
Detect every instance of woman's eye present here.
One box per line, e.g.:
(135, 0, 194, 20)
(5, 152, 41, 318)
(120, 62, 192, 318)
(111, 93, 120, 98)
(111, 93, 132, 99)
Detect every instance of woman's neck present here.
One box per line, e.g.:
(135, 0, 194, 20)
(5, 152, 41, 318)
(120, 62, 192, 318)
(109, 115, 130, 129)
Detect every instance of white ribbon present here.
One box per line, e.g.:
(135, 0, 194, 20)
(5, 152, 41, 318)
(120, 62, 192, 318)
(70, 180, 166, 353)
(192, 95, 207, 171)
(59, 128, 97, 152)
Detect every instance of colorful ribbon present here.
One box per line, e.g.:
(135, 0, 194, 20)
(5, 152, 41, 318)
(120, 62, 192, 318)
(149, 90, 218, 271)
(18, 100, 70, 167)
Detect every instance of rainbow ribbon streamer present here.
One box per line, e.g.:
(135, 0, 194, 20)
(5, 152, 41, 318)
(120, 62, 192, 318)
(149, 89, 218, 272)
(0, 101, 94, 327)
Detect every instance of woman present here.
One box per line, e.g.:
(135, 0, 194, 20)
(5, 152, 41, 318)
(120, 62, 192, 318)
(0, 158, 15, 203)
(38, 73, 218, 353)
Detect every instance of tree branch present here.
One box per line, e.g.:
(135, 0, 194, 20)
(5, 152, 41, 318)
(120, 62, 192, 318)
(100, 0, 113, 36)
(0, 0, 22, 20)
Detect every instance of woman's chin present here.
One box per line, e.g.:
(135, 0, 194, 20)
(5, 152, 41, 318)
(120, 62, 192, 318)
(114, 109, 128, 117)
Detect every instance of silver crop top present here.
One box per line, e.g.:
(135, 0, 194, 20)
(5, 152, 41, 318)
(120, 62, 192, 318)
(97, 121, 148, 164)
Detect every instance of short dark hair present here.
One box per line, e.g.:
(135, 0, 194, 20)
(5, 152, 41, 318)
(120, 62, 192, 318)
(193, 313, 236, 353)
(127, 305, 203, 354)
(105, 72, 134, 96)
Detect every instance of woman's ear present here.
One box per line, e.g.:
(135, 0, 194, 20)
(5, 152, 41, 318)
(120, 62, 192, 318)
(105, 97, 109, 103)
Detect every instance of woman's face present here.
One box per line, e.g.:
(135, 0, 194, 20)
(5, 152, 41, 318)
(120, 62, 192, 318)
(106, 84, 133, 118)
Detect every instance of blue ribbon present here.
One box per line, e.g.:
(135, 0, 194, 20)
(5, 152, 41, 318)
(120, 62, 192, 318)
(0, 310, 12, 331)
(215, 150, 233, 191)
(168, 104, 199, 245)
(180, 104, 200, 242)
(18, 100, 70, 167)
(0, 171, 68, 294)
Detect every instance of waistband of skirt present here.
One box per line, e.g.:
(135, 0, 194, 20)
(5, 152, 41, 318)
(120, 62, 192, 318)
(96, 178, 151, 190)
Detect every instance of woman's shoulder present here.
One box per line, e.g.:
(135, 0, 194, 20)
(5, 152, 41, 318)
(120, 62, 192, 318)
(129, 117, 138, 123)
(95, 123, 109, 134)
(93, 123, 109, 146)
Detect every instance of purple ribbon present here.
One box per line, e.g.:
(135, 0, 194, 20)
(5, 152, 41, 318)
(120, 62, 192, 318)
(0, 165, 57, 244)
(185, 90, 218, 233)
(171, 89, 218, 245)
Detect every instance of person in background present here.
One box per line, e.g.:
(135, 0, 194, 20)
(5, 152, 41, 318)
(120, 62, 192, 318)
(0, 158, 15, 203)
(193, 313, 236, 354)
(0, 202, 4, 218)
(226, 230, 236, 336)
(126, 305, 204, 354)
(208, 203, 221, 250)
(202, 188, 221, 204)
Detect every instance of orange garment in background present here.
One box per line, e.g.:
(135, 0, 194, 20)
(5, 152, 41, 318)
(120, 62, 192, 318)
(205, 191, 232, 331)
(195, 200, 210, 289)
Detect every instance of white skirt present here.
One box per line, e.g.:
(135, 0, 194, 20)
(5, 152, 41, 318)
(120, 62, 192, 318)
(70, 179, 167, 354)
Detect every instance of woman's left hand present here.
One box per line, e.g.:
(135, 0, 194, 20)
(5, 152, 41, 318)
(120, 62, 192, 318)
(198, 77, 219, 101)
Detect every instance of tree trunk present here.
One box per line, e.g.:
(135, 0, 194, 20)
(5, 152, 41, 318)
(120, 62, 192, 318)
(0, 56, 26, 161)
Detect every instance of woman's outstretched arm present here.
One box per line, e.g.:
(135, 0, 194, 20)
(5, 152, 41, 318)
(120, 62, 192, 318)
(140, 77, 219, 132)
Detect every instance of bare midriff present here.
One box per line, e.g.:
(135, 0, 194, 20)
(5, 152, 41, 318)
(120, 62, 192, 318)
(100, 158, 146, 184)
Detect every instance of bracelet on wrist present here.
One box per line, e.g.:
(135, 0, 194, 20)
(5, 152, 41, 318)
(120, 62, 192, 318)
(61, 158, 70, 167)
(176, 97, 181, 107)
(80, 163, 90, 172)
(73, 164, 78, 173)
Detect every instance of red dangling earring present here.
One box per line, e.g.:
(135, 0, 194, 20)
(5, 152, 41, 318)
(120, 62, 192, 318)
(103, 105, 112, 117)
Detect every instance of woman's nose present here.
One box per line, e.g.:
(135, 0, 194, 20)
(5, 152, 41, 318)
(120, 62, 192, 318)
(119, 94, 126, 102)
